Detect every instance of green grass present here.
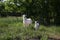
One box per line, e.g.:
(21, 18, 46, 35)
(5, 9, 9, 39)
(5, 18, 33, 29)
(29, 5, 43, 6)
(0, 17, 60, 40)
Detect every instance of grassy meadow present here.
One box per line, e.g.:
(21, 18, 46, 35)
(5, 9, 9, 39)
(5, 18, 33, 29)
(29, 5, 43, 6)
(0, 17, 60, 40)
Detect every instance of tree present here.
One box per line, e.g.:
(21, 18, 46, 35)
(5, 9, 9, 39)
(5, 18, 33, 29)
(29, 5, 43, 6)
(0, 0, 60, 26)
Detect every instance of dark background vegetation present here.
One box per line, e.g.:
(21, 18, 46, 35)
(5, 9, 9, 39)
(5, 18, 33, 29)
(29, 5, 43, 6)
(0, 0, 60, 26)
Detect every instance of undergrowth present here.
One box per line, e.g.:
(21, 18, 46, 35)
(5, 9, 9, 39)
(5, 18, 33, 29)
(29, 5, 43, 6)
(0, 17, 60, 40)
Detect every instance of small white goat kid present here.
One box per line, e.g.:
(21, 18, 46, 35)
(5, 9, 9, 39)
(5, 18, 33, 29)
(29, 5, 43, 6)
(34, 21, 40, 30)
(23, 15, 32, 27)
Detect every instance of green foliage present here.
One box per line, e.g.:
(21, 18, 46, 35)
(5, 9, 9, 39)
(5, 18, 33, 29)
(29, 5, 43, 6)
(0, 0, 60, 25)
(0, 17, 60, 40)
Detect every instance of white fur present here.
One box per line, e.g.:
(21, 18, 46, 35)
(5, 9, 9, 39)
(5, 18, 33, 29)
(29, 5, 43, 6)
(34, 21, 40, 30)
(23, 15, 32, 27)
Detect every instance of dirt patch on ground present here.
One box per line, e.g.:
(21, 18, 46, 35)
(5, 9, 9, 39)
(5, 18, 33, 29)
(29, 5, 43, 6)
(48, 33, 60, 40)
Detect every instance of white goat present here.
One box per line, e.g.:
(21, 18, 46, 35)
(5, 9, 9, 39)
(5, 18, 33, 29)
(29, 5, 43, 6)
(23, 15, 32, 27)
(34, 21, 40, 30)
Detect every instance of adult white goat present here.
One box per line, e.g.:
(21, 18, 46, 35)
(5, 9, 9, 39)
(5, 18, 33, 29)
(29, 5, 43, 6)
(23, 15, 32, 27)
(34, 21, 40, 30)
